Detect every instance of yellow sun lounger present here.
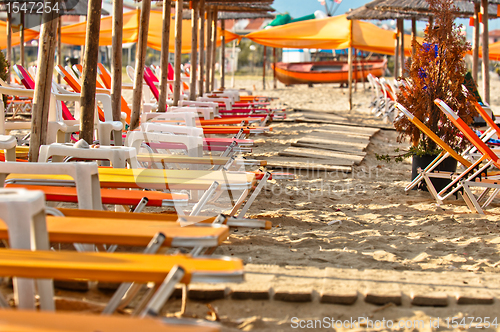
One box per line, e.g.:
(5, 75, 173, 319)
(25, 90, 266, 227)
(0, 215, 230, 249)
(0, 248, 243, 313)
(0, 309, 220, 332)
(6, 168, 257, 191)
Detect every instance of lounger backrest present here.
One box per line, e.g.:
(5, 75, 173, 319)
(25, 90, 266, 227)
(143, 69, 160, 101)
(462, 85, 500, 136)
(395, 102, 472, 168)
(434, 99, 500, 165)
(56, 65, 105, 122)
(97, 63, 132, 124)
(13, 65, 35, 89)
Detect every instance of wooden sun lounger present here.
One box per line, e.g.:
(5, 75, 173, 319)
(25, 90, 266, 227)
(5, 184, 188, 207)
(56, 208, 273, 230)
(0, 309, 220, 332)
(0, 215, 230, 248)
(0, 248, 243, 284)
(6, 168, 257, 191)
(136, 154, 266, 167)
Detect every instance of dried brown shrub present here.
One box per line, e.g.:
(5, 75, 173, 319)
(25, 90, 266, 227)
(394, 0, 477, 154)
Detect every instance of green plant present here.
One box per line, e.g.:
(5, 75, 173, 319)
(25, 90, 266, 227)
(393, 0, 477, 157)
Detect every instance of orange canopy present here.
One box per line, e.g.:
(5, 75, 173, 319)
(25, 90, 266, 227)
(0, 21, 39, 50)
(479, 41, 500, 61)
(245, 14, 419, 56)
(60, 10, 240, 53)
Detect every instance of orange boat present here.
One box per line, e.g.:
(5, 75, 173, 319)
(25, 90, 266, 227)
(271, 59, 387, 86)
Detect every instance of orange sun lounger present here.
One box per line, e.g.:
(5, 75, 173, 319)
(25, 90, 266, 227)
(5, 184, 189, 207)
(0, 309, 220, 332)
(0, 214, 229, 248)
(56, 208, 273, 230)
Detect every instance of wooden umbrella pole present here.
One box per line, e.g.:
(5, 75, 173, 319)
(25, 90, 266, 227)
(111, 0, 124, 131)
(198, 0, 205, 96)
(56, 16, 61, 83)
(353, 48, 357, 92)
(205, 8, 212, 93)
(29, 0, 59, 162)
(130, 0, 151, 130)
(80, 0, 103, 144)
(189, 0, 199, 99)
(411, 18, 416, 58)
(20, 12, 25, 68)
(262, 46, 266, 90)
(472, 1, 480, 82)
(220, 19, 225, 89)
(348, 20, 353, 111)
(158, 0, 172, 111)
(399, 19, 405, 77)
(361, 52, 366, 90)
(6, 12, 12, 83)
(273, 47, 277, 89)
(481, 0, 490, 103)
(173, 0, 184, 106)
(210, 7, 217, 91)
(394, 27, 400, 80)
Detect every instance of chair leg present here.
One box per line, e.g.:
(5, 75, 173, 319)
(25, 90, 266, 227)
(139, 265, 186, 318)
(237, 172, 271, 218)
(101, 233, 166, 315)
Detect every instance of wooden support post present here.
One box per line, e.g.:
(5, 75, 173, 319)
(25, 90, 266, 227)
(348, 20, 353, 111)
(80, 0, 103, 144)
(262, 46, 266, 90)
(348, 47, 353, 111)
(130, 0, 151, 130)
(111, 0, 124, 128)
(6, 12, 12, 83)
(173, 0, 183, 106)
(353, 48, 357, 92)
(481, 0, 490, 103)
(210, 8, 217, 92)
(190, 0, 199, 99)
(20, 12, 25, 68)
(411, 18, 416, 58)
(472, 1, 480, 83)
(220, 19, 225, 90)
(394, 26, 400, 80)
(399, 19, 405, 77)
(361, 54, 366, 90)
(57, 16, 62, 83)
(158, 0, 172, 111)
(29, 0, 59, 162)
(198, 0, 205, 96)
(273, 47, 277, 89)
(205, 8, 212, 93)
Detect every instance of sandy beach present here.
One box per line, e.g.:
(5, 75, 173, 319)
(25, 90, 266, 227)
(186, 75, 500, 331)
(4, 75, 500, 331)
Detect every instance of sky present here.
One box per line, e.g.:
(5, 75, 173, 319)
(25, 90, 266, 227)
(271, 0, 500, 39)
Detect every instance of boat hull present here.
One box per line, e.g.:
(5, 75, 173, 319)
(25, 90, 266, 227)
(271, 59, 387, 86)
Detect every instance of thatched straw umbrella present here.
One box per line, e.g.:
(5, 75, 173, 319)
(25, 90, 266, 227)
(371, 0, 500, 104)
(347, 1, 429, 79)
(181, 3, 274, 93)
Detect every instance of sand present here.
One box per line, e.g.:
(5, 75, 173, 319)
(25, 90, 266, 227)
(196, 76, 500, 331)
